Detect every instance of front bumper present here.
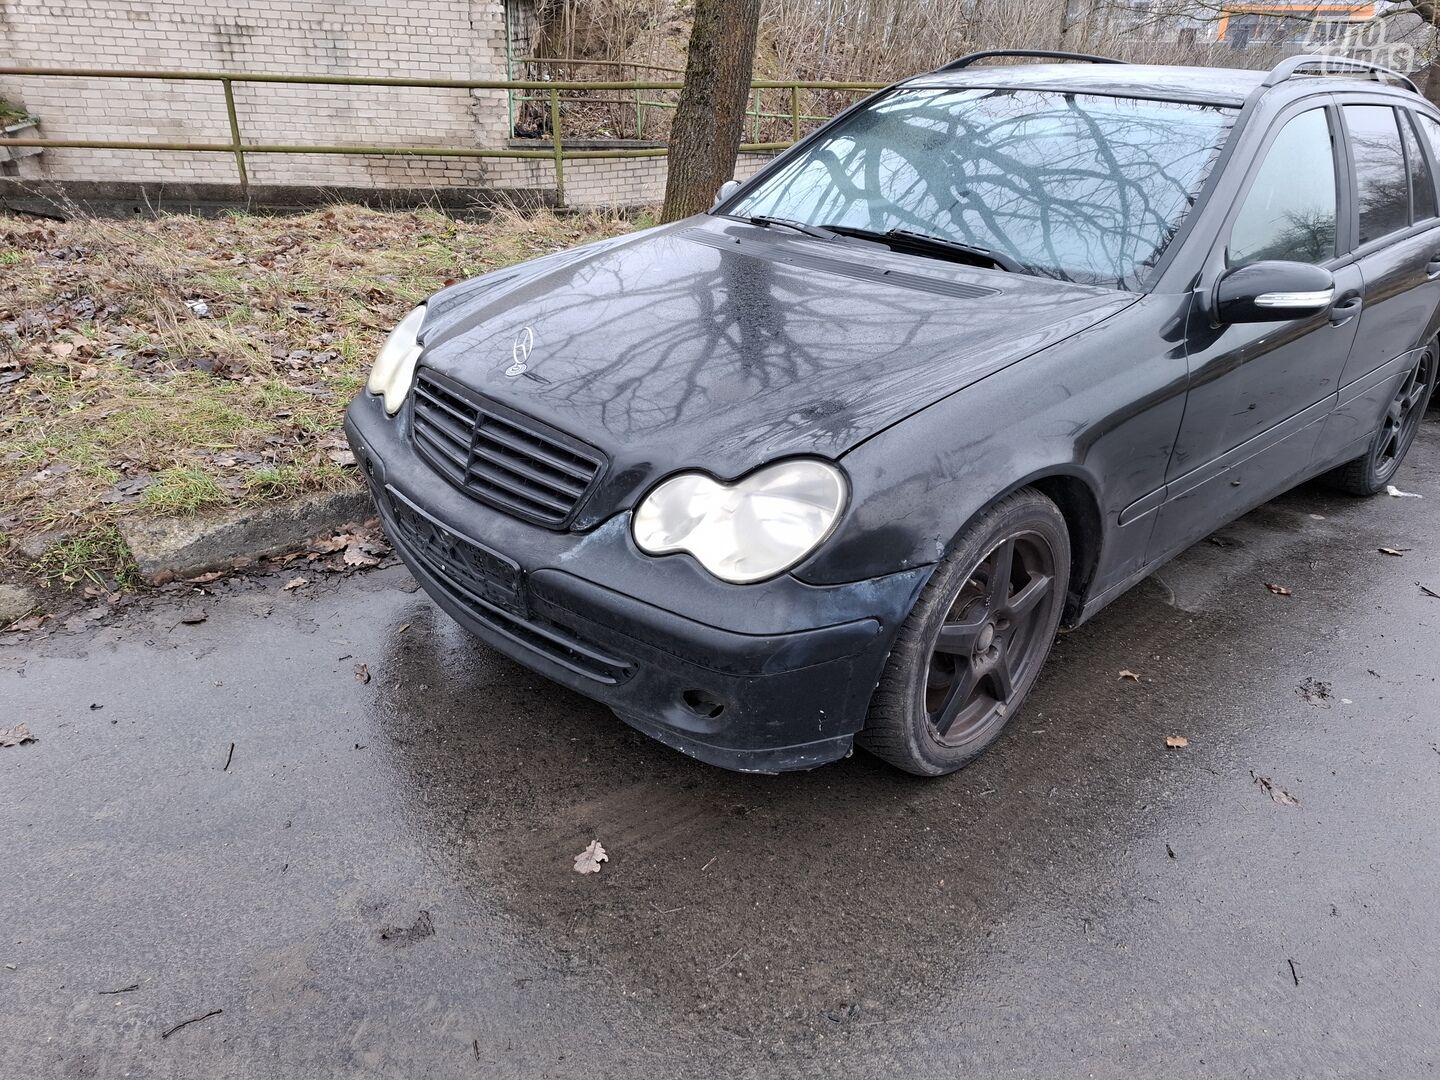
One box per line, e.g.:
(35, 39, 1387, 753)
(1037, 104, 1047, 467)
(344, 392, 931, 772)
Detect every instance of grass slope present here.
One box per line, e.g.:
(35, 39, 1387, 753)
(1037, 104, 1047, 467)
(0, 205, 642, 589)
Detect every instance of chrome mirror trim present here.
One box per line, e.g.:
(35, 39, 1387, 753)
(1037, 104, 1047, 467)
(1254, 288, 1334, 308)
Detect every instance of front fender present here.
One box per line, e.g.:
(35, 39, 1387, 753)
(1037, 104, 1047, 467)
(794, 294, 1193, 600)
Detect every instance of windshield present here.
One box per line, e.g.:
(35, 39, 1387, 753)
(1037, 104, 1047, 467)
(727, 88, 1236, 289)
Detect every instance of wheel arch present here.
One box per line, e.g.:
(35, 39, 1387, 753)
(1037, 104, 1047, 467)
(943, 467, 1106, 627)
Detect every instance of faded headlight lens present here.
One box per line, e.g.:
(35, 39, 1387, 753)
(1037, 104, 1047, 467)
(366, 304, 426, 415)
(632, 459, 847, 584)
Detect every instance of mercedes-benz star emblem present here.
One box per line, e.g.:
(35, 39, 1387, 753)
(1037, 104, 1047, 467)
(505, 326, 535, 377)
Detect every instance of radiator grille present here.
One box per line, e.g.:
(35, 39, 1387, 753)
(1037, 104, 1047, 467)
(411, 369, 604, 528)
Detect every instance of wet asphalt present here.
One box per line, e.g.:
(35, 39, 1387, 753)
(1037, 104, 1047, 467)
(2, 420, 1438, 1080)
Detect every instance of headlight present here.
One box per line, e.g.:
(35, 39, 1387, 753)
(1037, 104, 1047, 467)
(366, 304, 426, 415)
(632, 459, 847, 584)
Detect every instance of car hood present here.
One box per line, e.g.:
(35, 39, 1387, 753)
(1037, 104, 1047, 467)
(415, 216, 1134, 519)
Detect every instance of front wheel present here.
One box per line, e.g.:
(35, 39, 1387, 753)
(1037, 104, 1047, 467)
(858, 489, 1070, 777)
(1330, 344, 1436, 496)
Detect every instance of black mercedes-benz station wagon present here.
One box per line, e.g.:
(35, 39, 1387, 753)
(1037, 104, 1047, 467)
(347, 50, 1439, 776)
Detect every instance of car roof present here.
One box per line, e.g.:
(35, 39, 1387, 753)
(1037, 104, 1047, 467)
(900, 62, 1410, 108)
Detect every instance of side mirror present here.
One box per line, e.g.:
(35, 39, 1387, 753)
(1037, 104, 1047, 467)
(1214, 260, 1335, 324)
(712, 179, 741, 209)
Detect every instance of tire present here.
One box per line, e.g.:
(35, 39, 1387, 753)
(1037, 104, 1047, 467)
(858, 488, 1070, 777)
(1330, 343, 1436, 496)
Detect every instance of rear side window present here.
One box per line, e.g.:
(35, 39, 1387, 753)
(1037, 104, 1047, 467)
(1345, 105, 1410, 244)
(1401, 112, 1438, 221)
(1229, 109, 1336, 266)
(1416, 112, 1440, 172)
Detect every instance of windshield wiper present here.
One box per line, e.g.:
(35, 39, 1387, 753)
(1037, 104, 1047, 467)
(746, 215, 837, 240)
(821, 224, 1023, 273)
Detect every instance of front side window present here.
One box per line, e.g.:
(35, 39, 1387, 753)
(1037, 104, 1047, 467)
(1346, 104, 1410, 244)
(727, 88, 1236, 289)
(1229, 109, 1337, 266)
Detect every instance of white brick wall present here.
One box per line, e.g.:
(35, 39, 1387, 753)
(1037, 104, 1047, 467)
(0, 0, 516, 190)
(0, 1, 778, 206)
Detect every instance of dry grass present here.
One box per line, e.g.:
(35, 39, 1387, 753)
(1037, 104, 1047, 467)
(0, 204, 644, 588)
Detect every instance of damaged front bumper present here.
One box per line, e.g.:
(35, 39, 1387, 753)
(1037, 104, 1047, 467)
(344, 392, 930, 772)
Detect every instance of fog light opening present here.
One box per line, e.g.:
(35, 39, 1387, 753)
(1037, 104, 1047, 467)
(681, 689, 726, 720)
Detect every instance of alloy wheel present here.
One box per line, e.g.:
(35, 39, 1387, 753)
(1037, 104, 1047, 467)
(923, 531, 1057, 748)
(1378, 348, 1435, 477)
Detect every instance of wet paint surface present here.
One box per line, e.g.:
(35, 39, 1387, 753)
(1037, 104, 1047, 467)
(2, 422, 1437, 1079)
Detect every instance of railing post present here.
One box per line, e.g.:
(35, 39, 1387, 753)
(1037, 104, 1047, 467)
(790, 84, 800, 143)
(751, 88, 761, 142)
(549, 87, 565, 208)
(221, 77, 248, 195)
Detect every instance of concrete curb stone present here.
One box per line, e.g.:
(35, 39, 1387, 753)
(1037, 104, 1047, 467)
(119, 487, 376, 585)
(0, 582, 43, 627)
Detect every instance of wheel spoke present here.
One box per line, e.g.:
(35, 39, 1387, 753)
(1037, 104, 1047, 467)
(983, 643, 1016, 702)
(1380, 427, 1400, 462)
(934, 611, 987, 656)
(1001, 572, 1052, 622)
(1403, 383, 1428, 412)
(985, 539, 1015, 607)
(1401, 367, 1421, 400)
(934, 661, 979, 735)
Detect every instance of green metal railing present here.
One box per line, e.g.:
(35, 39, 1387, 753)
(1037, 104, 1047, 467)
(510, 57, 859, 144)
(0, 66, 884, 206)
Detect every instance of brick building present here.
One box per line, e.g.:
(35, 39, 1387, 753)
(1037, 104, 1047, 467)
(0, 0, 764, 208)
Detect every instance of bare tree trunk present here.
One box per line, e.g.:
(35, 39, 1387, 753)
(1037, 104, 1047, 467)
(661, 0, 763, 223)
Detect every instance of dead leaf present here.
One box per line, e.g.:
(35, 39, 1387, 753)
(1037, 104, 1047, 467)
(1165, 735, 1188, 749)
(3, 613, 50, 633)
(1252, 771, 1299, 807)
(1385, 485, 1423, 498)
(396, 622, 411, 634)
(342, 543, 381, 569)
(51, 341, 75, 358)
(1119, 670, 1141, 682)
(1264, 583, 1293, 596)
(1378, 547, 1407, 557)
(0, 723, 38, 747)
(353, 663, 371, 685)
(573, 840, 608, 874)
(326, 447, 356, 468)
(281, 576, 308, 591)
(1421, 584, 1440, 599)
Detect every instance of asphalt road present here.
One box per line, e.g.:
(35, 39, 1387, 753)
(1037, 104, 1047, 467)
(3, 421, 1438, 1080)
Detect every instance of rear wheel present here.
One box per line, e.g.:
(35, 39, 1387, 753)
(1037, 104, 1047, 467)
(1331, 344, 1436, 495)
(859, 489, 1069, 777)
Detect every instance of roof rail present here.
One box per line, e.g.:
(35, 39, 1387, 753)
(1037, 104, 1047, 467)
(1263, 53, 1419, 94)
(935, 49, 1125, 74)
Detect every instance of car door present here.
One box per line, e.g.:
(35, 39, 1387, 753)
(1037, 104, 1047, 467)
(1316, 100, 1440, 465)
(1150, 100, 1362, 559)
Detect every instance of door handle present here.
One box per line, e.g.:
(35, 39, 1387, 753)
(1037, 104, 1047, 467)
(1427, 255, 1440, 279)
(1329, 295, 1363, 326)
